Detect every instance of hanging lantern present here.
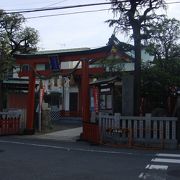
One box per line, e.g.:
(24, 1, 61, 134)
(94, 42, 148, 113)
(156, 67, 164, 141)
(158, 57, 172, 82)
(54, 77, 58, 87)
(64, 77, 70, 88)
(39, 79, 43, 89)
(49, 78, 54, 89)
(44, 80, 48, 92)
(57, 76, 63, 88)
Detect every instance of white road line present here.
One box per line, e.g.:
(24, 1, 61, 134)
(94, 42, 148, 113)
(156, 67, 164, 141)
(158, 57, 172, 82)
(145, 164, 168, 170)
(138, 172, 152, 179)
(0, 140, 133, 155)
(156, 153, 180, 158)
(152, 158, 180, 164)
(138, 172, 145, 178)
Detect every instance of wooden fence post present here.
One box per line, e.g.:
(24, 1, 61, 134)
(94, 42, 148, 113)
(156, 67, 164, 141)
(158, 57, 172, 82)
(114, 113, 120, 129)
(172, 120, 176, 140)
(145, 113, 151, 140)
(98, 112, 103, 143)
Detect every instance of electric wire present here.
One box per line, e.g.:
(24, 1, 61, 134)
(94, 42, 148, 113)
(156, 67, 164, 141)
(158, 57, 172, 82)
(3, 2, 116, 14)
(2, 0, 179, 22)
(26, 8, 111, 19)
(41, 0, 69, 8)
(3, 1, 180, 14)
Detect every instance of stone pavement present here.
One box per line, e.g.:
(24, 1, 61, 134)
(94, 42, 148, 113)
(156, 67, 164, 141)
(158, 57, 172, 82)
(33, 127, 83, 142)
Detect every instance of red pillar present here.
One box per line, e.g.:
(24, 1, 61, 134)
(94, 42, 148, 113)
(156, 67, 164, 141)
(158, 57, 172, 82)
(78, 84, 82, 116)
(81, 60, 100, 143)
(81, 60, 90, 122)
(26, 68, 36, 132)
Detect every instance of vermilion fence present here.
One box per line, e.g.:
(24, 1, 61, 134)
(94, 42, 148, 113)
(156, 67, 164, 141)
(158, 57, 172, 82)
(0, 110, 23, 135)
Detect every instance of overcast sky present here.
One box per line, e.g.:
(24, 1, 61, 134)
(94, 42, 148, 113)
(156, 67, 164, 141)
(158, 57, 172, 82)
(1, 0, 180, 50)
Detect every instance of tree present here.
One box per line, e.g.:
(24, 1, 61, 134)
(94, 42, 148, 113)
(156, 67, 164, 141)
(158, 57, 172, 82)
(0, 10, 39, 110)
(141, 56, 180, 114)
(140, 16, 180, 115)
(0, 11, 39, 77)
(0, 11, 39, 55)
(145, 16, 180, 60)
(107, 0, 166, 115)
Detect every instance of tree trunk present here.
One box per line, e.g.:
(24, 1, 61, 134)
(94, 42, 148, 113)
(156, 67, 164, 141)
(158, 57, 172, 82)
(0, 80, 3, 111)
(0, 50, 3, 111)
(133, 26, 142, 115)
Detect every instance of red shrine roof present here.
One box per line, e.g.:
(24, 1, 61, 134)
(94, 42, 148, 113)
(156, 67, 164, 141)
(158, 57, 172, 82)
(14, 45, 112, 59)
(14, 35, 138, 63)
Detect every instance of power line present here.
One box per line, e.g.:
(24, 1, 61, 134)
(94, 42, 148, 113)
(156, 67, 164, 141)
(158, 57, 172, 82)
(4, 2, 114, 14)
(3, 0, 70, 12)
(21, 1, 180, 20)
(4, 1, 180, 15)
(42, 0, 69, 8)
(26, 8, 110, 19)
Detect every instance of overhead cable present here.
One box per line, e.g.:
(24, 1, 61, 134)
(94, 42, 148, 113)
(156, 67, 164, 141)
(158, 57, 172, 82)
(3, 1, 180, 15)
(26, 8, 111, 19)
(4, 2, 116, 14)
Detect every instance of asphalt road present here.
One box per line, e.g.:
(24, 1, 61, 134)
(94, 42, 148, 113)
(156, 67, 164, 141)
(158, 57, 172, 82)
(0, 136, 180, 180)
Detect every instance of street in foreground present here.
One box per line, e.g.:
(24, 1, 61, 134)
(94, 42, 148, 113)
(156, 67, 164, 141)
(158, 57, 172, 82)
(0, 136, 180, 180)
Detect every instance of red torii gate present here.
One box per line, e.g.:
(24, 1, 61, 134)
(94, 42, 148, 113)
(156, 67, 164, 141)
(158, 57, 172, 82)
(15, 45, 112, 142)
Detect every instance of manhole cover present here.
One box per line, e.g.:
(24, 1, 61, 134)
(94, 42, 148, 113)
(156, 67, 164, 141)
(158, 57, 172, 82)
(168, 169, 180, 177)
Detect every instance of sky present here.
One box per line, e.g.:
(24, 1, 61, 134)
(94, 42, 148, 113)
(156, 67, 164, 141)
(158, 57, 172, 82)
(1, 0, 180, 51)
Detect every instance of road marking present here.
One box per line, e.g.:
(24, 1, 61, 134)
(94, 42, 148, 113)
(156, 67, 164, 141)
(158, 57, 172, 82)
(138, 153, 180, 179)
(145, 164, 168, 170)
(138, 172, 151, 179)
(138, 172, 145, 178)
(151, 158, 180, 164)
(139, 172, 166, 180)
(0, 140, 133, 155)
(156, 153, 180, 158)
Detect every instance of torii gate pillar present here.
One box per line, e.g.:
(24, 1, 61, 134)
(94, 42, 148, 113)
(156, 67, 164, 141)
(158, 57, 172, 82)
(81, 60, 90, 123)
(81, 60, 100, 143)
(26, 67, 36, 133)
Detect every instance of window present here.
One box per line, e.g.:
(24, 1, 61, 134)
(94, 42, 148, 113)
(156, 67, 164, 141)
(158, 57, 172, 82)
(100, 94, 112, 110)
(36, 64, 45, 71)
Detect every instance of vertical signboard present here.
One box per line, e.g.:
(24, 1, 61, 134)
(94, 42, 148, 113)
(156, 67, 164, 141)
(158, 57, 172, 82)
(39, 87, 44, 132)
(93, 86, 99, 113)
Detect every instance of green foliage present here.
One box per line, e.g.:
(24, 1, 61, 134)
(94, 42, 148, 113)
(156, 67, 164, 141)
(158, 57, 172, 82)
(141, 57, 180, 108)
(140, 15, 180, 113)
(142, 16, 180, 104)
(0, 10, 39, 79)
(107, 0, 166, 36)
(145, 16, 180, 60)
(0, 11, 39, 54)
(0, 53, 14, 80)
